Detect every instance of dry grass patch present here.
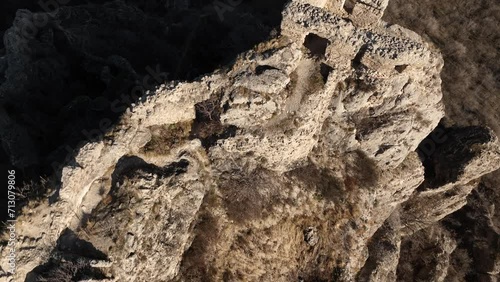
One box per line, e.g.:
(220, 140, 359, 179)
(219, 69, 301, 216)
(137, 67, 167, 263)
(142, 121, 192, 155)
(254, 36, 291, 54)
(219, 169, 283, 224)
(177, 189, 220, 282)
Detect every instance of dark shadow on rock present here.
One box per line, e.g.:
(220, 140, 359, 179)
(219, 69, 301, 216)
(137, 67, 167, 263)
(25, 228, 108, 281)
(417, 123, 492, 189)
(304, 33, 330, 57)
(110, 155, 189, 195)
(190, 95, 238, 149)
(442, 183, 500, 281)
(218, 168, 283, 224)
(0, 0, 289, 232)
(287, 164, 345, 203)
(0, 0, 289, 188)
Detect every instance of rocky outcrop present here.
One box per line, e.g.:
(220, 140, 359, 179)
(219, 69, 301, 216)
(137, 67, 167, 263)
(357, 210, 401, 282)
(384, 1, 500, 281)
(401, 126, 500, 235)
(0, 0, 288, 175)
(0, 0, 499, 281)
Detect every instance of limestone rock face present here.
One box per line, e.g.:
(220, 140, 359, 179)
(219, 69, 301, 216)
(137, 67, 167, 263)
(218, 1, 445, 172)
(357, 210, 401, 282)
(401, 126, 500, 235)
(0, 0, 499, 281)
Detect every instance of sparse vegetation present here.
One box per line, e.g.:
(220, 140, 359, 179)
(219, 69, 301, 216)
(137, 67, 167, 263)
(142, 121, 192, 155)
(219, 168, 282, 223)
(36, 258, 107, 282)
(288, 164, 344, 203)
(345, 150, 380, 189)
(0, 177, 54, 234)
(254, 36, 290, 54)
(195, 99, 218, 121)
(178, 189, 220, 282)
(190, 95, 237, 149)
(15, 178, 51, 201)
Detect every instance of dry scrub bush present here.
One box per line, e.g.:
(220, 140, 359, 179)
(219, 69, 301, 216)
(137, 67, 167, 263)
(195, 99, 218, 121)
(219, 169, 282, 223)
(190, 95, 238, 149)
(178, 190, 220, 281)
(345, 150, 380, 189)
(288, 164, 344, 203)
(15, 177, 54, 203)
(37, 259, 90, 282)
(143, 121, 192, 155)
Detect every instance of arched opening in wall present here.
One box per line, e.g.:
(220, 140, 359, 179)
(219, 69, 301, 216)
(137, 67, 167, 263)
(343, 0, 357, 14)
(304, 33, 330, 57)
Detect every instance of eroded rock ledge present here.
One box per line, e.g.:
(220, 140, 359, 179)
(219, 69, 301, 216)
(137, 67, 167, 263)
(1, 0, 499, 281)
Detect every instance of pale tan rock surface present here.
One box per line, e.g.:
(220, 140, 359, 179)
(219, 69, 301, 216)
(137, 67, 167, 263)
(0, 0, 499, 281)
